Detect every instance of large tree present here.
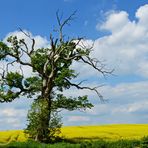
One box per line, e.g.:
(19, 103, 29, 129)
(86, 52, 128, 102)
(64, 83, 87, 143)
(0, 12, 113, 142)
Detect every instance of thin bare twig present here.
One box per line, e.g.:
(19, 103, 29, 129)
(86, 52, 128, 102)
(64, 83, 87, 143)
(64, 78, 104, 101)
(18, 27, 35, 55)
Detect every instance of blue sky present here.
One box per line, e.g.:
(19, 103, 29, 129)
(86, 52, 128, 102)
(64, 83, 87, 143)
(0, 0, 147, 39)
(0, 0, 148, 130)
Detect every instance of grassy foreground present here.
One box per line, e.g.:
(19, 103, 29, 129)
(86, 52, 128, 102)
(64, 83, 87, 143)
(0, 124, 148, 147)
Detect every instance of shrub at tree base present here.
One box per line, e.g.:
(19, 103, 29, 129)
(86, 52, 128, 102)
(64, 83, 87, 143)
(141, 136, 148, 148)
(25, 98, 62, 143)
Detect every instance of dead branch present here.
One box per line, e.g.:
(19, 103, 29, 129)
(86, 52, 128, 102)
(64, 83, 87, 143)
(18, 27, 35, 55)
(56, 11, 77, 42)
(81, 56, 114, 77)
(64, 78, 104, 101)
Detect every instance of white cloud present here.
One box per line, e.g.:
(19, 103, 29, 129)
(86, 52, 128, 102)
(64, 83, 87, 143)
(94, 4, 148, 77)
(0, 60, 34, 78)
(137, 61, 148, 77)
(62, 80, 148, 125)
(112, 101, 148, 114)
(0, 118, 22, 129)
(100, 11, 129, 33)
(0, 107, 28, 129)
(1, 108, 27, 117)
(0, 98, 32, 130)
(86, 104, 109, 115)
(68, 116, 90, 122)
(71, 4, 148, 79)
(136, 4, 148, 25)
(101, 81, 148, 104)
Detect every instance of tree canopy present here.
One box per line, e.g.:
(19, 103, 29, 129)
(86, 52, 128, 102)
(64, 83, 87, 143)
(0, 12, 113, 142)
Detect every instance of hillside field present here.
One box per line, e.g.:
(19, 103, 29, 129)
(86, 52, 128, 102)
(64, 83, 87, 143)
(0, 124, 148, 144)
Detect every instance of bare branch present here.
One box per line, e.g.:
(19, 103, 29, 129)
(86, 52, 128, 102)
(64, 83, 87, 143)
(19, 65, 24, 76)
(30, 38, 35, 55)
(6, 51, 33, 70)
(6, 60, 15, 73)
(20, 40, 29, 53)
(56, 11, 77, 42)
(18, 27, 35, 55)
(64, 78, 104, 101)
(50, 34, 55, 52)
(81, 56, 114, 78)
(18, 27, 31, 38)
(56, 10, 62, 27)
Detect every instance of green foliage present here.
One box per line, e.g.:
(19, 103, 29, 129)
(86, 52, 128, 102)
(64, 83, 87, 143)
(31, 48, 49, 72)
(25, 98, 62, 143)
(4, 139, 141, 148)
(80, 140, 140, 148)
(141, 136, 148, 148)
(0, 72, 24, 102)
(24, 76, 42, 95)
(0, 89, 20, 102)
(54, 68, 77, 91)
(54, 94, 93, 111)
(6, 72, 24, 89)
(0, 42, 9, 60)
(7, 36, 22, 56)
(0, 72, 41, 102)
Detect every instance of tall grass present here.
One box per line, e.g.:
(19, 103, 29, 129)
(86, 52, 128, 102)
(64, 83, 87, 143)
(2, 139, 144, 148)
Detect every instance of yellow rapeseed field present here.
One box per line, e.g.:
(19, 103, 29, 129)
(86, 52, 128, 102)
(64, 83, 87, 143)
(0, 130, 27, 143)
(0, 124, 148, 143)
(61, 124, 148, 140)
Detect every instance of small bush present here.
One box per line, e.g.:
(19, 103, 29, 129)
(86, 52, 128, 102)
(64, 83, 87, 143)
(141, 136, 148, 148)
(25, 98, 62, 143)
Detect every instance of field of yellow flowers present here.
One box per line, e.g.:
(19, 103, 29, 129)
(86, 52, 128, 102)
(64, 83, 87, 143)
(0, 124, 148, 144)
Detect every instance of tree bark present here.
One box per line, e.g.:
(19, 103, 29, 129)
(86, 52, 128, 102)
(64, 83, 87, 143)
(37, 86, 53, 142)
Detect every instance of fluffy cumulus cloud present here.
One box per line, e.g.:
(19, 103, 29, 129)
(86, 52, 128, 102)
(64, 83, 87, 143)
(0, 108, 26, 129)
(0, 98, 32, 130)
(68, 116, 90, 122)
(70, 5, 148, 80)
(99, 11, 129, 33)
(0, 4, 148, 129)
(62, 80, 148, 125)
(94, 4, 148, 77)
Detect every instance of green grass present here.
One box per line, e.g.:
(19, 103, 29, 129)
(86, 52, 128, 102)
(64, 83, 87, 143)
(1, 136, 148, 148)
(0, 139, 143, 148)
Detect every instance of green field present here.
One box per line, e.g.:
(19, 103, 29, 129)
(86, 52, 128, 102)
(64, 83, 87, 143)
(0, 124, 148, 147)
